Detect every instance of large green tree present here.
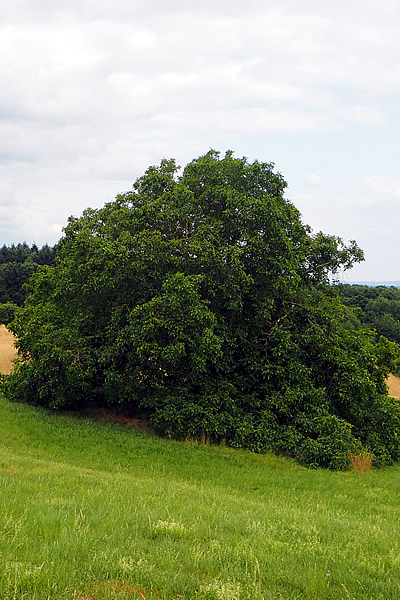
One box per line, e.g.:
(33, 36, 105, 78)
(4, 151, 400, 468)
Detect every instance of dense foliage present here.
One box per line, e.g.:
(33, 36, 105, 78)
(0, 243, 56, 321)
(3, 151, 400, 468)
(338, 283, 400, 344)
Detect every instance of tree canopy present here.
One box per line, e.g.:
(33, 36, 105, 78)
(3, 151, 400, 468)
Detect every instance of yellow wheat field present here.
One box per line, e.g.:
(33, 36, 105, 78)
(0, 324, 18, 374)
(387, 373, 400, 400)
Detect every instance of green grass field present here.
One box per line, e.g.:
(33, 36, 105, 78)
(1, 394, 400, 600)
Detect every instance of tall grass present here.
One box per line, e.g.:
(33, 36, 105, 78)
(1, 394, 400, 599)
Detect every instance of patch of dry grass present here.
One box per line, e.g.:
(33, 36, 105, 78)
(0, 324, 17, 374)
(349, 450, 373, 473)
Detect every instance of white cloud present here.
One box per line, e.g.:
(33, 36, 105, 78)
(0, 0, 399, 279)
(291, 173, 400, 280)
(306, 174, 326, 186)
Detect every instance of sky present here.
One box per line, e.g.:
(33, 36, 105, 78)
(1, 0, 400, 281)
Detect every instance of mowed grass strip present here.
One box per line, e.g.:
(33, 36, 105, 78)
(1, 395, 400, 599)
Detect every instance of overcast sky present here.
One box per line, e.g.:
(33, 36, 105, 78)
(1, 0, 400, 281)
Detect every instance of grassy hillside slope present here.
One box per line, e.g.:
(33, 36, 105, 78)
(1, 395, 400, 600)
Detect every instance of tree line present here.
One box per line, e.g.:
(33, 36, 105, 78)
(2, 151, 400, 469)
(338, 284, 400, 346)
(0, 242, 56, 323)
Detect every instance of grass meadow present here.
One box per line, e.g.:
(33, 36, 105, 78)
(1, 395, 400, 599)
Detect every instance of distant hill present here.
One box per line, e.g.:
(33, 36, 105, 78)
(343, 281, 400, 288)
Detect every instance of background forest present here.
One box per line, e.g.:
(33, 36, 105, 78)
(0, 242, 56, 323)
(338, 284, 400, 349)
